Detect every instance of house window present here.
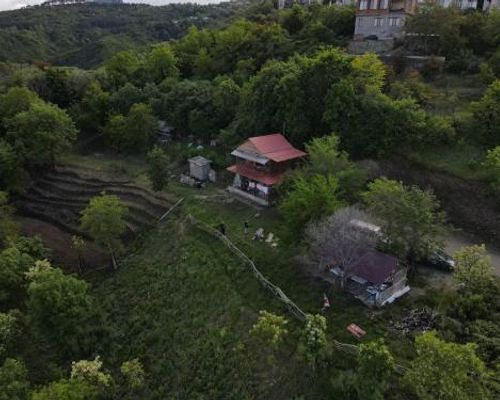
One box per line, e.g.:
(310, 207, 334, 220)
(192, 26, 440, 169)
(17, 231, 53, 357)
(379, 0, 388, 8)
(359, 0, 369, 9)
(389, 17, 400, 27)
(370, 0, 379, 8)
(374, 17, 384, 27)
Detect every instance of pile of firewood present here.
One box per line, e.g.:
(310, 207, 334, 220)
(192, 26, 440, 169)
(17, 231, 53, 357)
(390, 307, 440, 336)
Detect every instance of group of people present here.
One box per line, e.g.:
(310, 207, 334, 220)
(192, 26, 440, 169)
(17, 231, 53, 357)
(217, 220, 262, 240)
(216, 220, 330, 313)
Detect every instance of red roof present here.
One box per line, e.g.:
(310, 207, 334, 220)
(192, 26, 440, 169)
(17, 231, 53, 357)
(245, 133, 307, 163)
(227, 164, 283, 186)
(350, 249, 399, 286)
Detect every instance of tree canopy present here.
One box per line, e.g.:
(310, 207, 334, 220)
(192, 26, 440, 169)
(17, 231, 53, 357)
(404, 331, 491, 400)
(363, 178, 447, 264)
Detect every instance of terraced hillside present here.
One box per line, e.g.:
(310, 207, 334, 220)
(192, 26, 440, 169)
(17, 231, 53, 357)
(16, 164, 175, 269)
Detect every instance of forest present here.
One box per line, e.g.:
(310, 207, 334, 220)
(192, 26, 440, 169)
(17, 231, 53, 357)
(0, 1, 500, 399)
(0, 1, 248, 68)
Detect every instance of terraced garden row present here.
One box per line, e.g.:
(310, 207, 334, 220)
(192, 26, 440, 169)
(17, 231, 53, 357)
(16, 164, 175, 247)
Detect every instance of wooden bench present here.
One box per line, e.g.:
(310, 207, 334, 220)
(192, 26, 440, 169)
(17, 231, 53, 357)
(347, 323, 366, 339)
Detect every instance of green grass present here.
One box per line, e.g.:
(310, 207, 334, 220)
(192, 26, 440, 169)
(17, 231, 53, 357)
(57, 153, 434, 397)
(90, 215, 413, 398)
(58, 153, 149, 179)
(410, 143, 488, 181)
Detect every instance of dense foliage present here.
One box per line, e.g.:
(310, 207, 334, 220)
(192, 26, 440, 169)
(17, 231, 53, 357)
(0, 3, 246, 68)
(0, 2, 499, 400)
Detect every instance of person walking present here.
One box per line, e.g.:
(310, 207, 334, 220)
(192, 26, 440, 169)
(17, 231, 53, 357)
(244, 221, 249, 235)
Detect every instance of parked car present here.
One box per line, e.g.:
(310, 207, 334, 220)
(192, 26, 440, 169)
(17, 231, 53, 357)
(423, 250, 455, 272)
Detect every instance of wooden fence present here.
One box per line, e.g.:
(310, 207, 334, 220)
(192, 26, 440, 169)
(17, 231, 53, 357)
(159, 209, 407, 372)
(187, 214, 307, 322)
(185, 215, 372, 359)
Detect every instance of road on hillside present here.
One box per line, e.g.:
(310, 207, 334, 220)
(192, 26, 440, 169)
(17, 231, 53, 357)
(445, 232, 500, 277)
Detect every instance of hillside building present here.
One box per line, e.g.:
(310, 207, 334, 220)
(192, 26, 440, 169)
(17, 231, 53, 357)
(277, 0, 354, 8)
(329, 248, 410, 307)
(227, 133, 306, 206)
(353, 0, 499, 41)
(354, 0, 418, 41)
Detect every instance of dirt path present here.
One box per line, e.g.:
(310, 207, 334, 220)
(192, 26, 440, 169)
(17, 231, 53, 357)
(444, 232, 500, 277)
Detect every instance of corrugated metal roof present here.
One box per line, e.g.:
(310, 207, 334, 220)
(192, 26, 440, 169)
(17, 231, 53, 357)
(230, 149, 269, 165)
(237, 133, 306, 163)
(350, 249, 399, 286)
(188, 156, 211, 166)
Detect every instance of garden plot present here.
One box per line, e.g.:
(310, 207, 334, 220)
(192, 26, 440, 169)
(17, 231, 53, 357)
(16, 164, 175, 270)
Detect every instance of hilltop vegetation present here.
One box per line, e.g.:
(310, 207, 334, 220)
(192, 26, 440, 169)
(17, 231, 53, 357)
(0, 2, 247, 68)
(0, 2, 500, 399)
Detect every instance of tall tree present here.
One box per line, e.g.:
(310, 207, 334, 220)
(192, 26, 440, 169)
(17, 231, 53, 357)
(104, 50, 140, 89)
(469, 80, 500, 147)
(143, 45, 179, 84)
(453, 245, 495, 294)
(5, 102, 76, 169)
(0, 141, 25, 193)
(71, 235, 86, 276)
(305, 207, 378, 287)
(483, 146, 500, 190)
(105, 103, 157, 152)
(304, 134, 366, 202)
(0, 246, 33, 305)
(75, 82, 110, 133)
(280, 174, 345, 242)
(0, 192, 19, 246)
(404, 331, 491, 400)
(0, 312, 18, 358)
(298, 314, 329, 366)
(363, 178, 447, 269)
(147, 145, 170, 192)
(81, 193, 128, 270)
(0, 358, 29, 400)
(355, 340, 395, 400)
(31, 379, 97, 400)
(26, 260, 94, 356)
(0, 86, 40, 123)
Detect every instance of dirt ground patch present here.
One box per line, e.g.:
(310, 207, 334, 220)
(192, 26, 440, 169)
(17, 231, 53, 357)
(21, 217, 108, 271)
(381, 158, 500, 246)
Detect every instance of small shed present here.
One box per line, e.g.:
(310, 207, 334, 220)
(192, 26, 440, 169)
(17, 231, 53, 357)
(157, 120, 174, 144)
(188, 156, 212, 181)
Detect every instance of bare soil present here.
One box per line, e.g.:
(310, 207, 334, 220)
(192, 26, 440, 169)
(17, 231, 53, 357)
(381, 158, 500, 246)
(21, 217, 108, 271)
(16, 164, 176, 270)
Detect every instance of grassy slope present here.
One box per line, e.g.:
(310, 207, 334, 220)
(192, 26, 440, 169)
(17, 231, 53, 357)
(409, 143, 488, 181)
(408, 74, 490, 181)
(55, 153, 439, 398)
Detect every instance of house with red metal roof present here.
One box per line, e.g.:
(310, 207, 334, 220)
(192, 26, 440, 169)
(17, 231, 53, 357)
(227, 133, 307, 206)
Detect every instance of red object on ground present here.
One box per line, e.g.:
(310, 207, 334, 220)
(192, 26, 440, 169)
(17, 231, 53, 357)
(323, 293, 330, 309)
(347, 323, 366, 339)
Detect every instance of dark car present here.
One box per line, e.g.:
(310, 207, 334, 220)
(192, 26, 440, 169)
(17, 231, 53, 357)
(423, 250, 455, 272)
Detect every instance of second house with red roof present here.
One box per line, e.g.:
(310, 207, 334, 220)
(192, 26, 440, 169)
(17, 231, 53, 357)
(227, 133, 307, 206)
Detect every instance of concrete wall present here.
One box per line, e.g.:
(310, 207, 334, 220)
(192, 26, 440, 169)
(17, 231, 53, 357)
(354, 12, 407, 40)
(348, 38, 395, 54)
